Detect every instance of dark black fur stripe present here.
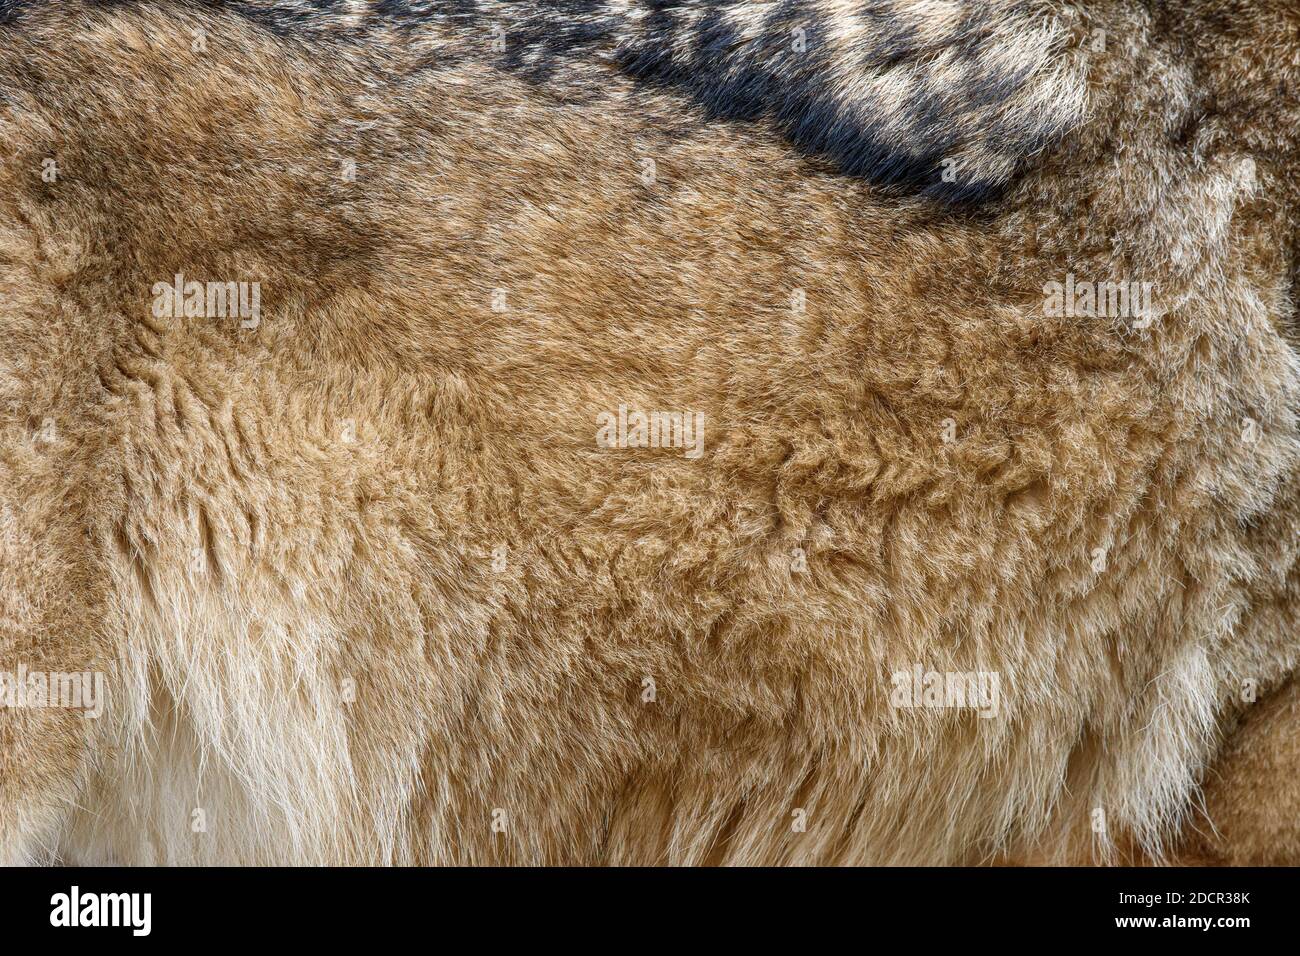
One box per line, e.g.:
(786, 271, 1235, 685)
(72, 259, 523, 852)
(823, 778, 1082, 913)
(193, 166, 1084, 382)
(0, 0, 1085, 205)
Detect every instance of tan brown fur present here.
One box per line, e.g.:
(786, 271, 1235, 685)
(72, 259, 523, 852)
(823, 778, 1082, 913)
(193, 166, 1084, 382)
(1174, 675, 1300, 866)
(0, 0, 1298, 865)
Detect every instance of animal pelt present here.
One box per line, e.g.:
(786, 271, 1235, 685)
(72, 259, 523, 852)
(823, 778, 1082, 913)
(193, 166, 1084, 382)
(0, 0, 1297, 865)
(1173, 674, 1300, 866)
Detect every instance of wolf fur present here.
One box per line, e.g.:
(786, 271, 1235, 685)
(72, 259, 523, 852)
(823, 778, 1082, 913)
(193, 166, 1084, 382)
(0, 0, 1298, 865)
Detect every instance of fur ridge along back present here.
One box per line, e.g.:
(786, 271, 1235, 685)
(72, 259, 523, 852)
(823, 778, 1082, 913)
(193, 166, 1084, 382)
(218, 0, 1093, 202)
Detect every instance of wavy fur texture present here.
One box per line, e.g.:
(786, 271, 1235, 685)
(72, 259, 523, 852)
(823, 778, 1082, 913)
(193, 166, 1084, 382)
(0, 0, 1298, 865)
